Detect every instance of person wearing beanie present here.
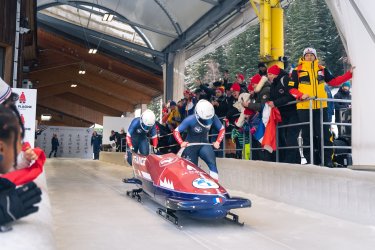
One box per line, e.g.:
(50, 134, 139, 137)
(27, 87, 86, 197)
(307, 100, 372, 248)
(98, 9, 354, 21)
(258, 62, 268, 76)
(334, 81, 352, 136)
(242, 73, 273, 162)
(288, 47, 355, 167)
(167, 101, 181, 130)
(211, 87, 228, 119)
(235, 73, 248, 93)
(267, 64, 300, 164)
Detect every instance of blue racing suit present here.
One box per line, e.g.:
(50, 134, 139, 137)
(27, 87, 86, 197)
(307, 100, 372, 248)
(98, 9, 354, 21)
(173, 114, 225, 180)
(126, 117, 158, 165)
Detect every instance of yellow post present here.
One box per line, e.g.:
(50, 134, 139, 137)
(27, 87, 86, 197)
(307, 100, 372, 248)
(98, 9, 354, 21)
(256, 0, 284, 69)
(259, 0, 271, 61)
(270, 0, 284, 69)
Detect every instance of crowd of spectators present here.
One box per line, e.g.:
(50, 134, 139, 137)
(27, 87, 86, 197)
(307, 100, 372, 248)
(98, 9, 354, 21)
(158, 47, 353, 167)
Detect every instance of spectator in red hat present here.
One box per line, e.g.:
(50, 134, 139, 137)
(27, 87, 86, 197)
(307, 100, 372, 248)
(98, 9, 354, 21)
(235, 73, 247, 93)
(248, 74, 262, 96)
(212, 87, 228, 119)
(242, 73, 273, 162)
(267, 64, 300, 164)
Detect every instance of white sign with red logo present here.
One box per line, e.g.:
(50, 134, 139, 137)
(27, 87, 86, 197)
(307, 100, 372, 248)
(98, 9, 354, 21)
(12, 88, 37, 147)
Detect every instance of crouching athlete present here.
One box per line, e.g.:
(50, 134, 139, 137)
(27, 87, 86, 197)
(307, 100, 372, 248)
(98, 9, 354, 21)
(173, 100, 225, 181)
(126, 109, 158, 165)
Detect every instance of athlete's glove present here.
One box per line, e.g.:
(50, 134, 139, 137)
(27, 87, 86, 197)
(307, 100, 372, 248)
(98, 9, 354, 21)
(0, 180, 42, 226)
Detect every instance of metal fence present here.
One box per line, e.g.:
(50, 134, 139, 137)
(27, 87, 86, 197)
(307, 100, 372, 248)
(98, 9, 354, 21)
(151, 97, 352, 166)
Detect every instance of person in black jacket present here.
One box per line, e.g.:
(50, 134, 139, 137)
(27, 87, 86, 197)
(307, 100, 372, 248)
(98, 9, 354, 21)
(334, 82, 351, 136)
(267, 65, 300, 164)
(49, 134, 59, 158)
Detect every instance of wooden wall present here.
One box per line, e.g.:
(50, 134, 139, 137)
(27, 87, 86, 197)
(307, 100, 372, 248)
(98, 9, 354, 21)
(0, 0, 16, 83)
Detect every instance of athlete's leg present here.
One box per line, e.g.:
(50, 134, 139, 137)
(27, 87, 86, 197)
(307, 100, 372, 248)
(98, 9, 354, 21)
(199, 145, 218, 181)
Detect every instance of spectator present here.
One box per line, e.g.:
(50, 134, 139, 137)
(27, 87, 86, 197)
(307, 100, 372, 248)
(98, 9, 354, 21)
(288, 47, 354, 167)
(267, 65, 300, 164)
(223, 70, 230, 88)
(243, 73, 273, 162)
(49, 134, 59, 158)
(258, 62, 268, 76)
(211, 87, 228, 118)
(231, 115, 251, 160)
(181, 90, 197, 119)
(225, 83, 242, 158)
(235, 73, 247, 93)
(0, 105, 42, 228)
(91, 131, 102, 160)
(334, 81, 352, 136)
(109, 130, 119, 151)
(118, 129, 127, 152)
(167, 101, 181, 130)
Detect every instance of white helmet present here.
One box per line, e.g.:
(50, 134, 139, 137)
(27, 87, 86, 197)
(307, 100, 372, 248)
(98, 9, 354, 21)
(140, 109, 156, 131)
(195, 99, 215, 128)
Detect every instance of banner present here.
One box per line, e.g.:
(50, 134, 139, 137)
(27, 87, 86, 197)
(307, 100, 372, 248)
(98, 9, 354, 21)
(12, 88, 37, 147)
(36, 126, 94, 159)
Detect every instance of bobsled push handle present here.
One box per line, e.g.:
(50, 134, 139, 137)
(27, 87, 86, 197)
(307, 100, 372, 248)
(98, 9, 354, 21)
(177, 142, 213, 157)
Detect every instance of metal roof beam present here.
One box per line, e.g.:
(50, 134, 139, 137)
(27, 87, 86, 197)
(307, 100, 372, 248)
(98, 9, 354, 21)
(37, 21, 163, 72)
(37, 13, 165, 61)
(68, 3, 178, 39)
(163, 0, 247, 53)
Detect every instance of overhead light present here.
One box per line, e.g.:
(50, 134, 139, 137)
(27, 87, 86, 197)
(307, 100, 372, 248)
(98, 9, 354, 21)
(41, 114, 52, 121)
(88, 49, 97, 54)
(71, 84, 78, 88)
(79, 70, 86, 74)
(102, 13, 114, 22)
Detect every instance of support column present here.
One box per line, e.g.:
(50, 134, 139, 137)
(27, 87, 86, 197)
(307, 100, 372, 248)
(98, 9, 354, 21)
(163, 50, 185, 103)
(257, 0, 284, 68)
(164, 53, 174, 102)
(172, 50, 185, 102)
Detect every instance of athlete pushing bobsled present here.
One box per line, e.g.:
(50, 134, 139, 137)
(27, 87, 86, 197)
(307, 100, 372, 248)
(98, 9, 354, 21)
(173, 99, 225, 181)
(126, 109, 158, 165)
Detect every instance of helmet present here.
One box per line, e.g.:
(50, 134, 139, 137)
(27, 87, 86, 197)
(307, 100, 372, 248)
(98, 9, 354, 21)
(140, 109, 156, 132)
(195, 100, 215, 128)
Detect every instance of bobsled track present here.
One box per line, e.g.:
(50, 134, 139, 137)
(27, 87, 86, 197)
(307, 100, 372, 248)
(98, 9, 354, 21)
(3, 158, 375, 250)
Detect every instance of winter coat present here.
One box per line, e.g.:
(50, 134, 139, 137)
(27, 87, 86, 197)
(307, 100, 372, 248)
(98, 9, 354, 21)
(334, 88, 351, 111)
(288, 58, 352, 110)
(51, 137, 59, 149)
(226, 95, 240, 125)
(213, 95, 228, 119)
(246, 80, 271, 112)
(269, 70, 296, 118)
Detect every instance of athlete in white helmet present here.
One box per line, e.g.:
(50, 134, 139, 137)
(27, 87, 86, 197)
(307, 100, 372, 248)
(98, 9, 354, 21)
(173, 100, 225, 181)
(126, 109, 158, 165)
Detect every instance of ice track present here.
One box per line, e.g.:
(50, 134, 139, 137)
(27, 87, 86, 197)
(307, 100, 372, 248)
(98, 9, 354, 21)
(45, 159, 375, 250)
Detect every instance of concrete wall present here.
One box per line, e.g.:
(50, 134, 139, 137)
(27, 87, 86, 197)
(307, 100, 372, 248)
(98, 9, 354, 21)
(204, 159, 375, 226)
(100, 151, 128, 167)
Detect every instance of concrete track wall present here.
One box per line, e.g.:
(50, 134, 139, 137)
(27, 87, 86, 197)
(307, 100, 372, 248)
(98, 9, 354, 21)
(209, 159, 375, 226)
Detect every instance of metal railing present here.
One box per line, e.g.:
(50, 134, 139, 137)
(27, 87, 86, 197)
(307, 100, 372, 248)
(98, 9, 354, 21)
(148, 97, 352, 166)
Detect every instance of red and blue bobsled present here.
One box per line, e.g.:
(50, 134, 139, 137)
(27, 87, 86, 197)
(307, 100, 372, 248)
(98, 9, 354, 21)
(124, 150, 251, 223)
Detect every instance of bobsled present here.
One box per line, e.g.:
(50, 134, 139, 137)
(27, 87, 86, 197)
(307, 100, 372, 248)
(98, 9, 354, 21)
(123, 144, 251, 226)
